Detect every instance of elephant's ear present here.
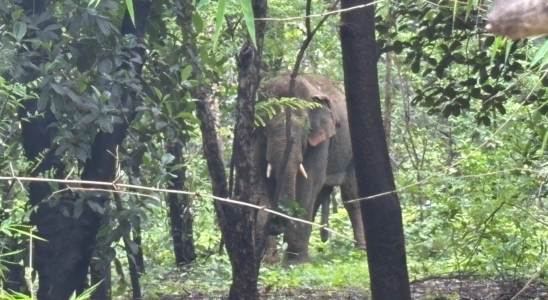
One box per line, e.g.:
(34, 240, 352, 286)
(307, 103, 337, 147)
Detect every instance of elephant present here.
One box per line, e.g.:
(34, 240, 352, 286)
(486, 0, 548, 40)
(252, 74, 366, 265)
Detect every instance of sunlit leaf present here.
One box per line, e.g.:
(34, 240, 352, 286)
(126, 0, 135, 25)
(240, 0, 257, 48)
(13, 22, 26, 42)
(181, 65, 193, 81)
(531, 40, 548, 67)
(212, 0, 227, 51)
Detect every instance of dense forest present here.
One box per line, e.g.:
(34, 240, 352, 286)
(1, 0, 548, 299)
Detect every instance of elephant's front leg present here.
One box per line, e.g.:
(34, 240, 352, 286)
(282, 143, 329, 265)
(341, 171, 367, 250)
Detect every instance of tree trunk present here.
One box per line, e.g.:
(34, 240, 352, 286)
(340, 1, 411, 299)
(20, 2, 152, 299)
(223, 0, 268, 294)
(90, 253, 111, 300)
(133, 217, 144, 274)
(112, 193, 142, 300)
(177, 0, 266, 298)
(166, 141, 196, 265)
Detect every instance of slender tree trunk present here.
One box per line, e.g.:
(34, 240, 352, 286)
(112, 193, 142, 300)
(134, 217, 144, 274)
(166, 141, 196, 265)
(90, 205, 112, 300)
(177, 0, 266, 298)
(340, 1, 411, 299)
(223, 1, 268, 297)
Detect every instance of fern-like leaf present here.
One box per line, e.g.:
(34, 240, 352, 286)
(254, 97, 322, 127)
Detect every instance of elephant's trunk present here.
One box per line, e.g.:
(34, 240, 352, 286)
(266, 146, 302, 236)
(277, 161, 298, 204)
(272, 143, 302, 206)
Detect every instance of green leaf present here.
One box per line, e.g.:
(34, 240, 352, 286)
(87, 200, 105, 214)
(143, 152, 151, 165)
(542, 130, 548, 152)
(465, 0, 478, 20)
(66, 89, 83, 105)
(181, 65, 193, 81)
(13, 22, 27, 42)
(88, 0, 101, 7)
(192, 13, 204, 34)
(126, 0, 135, 25)
(240, 0, 257, 49)
(124, 236, 139, 254)
(11, 9, 23, 21)
(50, 83, 66, 95)
(197, 0, 209, 9)
(96, 225, 111, 238)
(71, 280, 103, 300)
(490, 36, 503, 64)
(74, 198, 84, 219)
(504, 40, 512, 65)
(531, 40, 548, 67)
(75, 146, 88, 162)
(9, 228, 47, 241)
(98, 59, 113, 74)
(43, 24, 62, 32)
(212, 0, 227, 51)
(161, 153, 175, 165)
(152, 87, 163, 100)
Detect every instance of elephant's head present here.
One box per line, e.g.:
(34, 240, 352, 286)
(264, 109, 310, 209)
(254, 75, 343, 235)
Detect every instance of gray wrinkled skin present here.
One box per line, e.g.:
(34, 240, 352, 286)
(486, 0, 548, 39)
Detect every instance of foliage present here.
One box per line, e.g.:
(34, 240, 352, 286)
(254, 96, 322, 127)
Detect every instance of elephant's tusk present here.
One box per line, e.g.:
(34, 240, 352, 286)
(299, 164, 308, 179)
(267, 163, 272, 178)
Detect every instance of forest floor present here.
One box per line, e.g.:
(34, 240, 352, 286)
(140, 276, 548, 299)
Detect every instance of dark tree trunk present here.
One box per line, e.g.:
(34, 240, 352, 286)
(90, 204, 113, 300)
(19, 2, 152, 299)
(127, 251, 141, 300)
(112, 193, 142, 300)
(133, 217, 144, 273)
(125, 232, 142, 300)
(90, 253, 112, 300)
(166, 141, 196, 265)
(222, 1, 268, 297)
(340, 1, 411, 299)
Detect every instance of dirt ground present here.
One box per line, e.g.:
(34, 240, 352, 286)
(147, 276, 548, 299)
